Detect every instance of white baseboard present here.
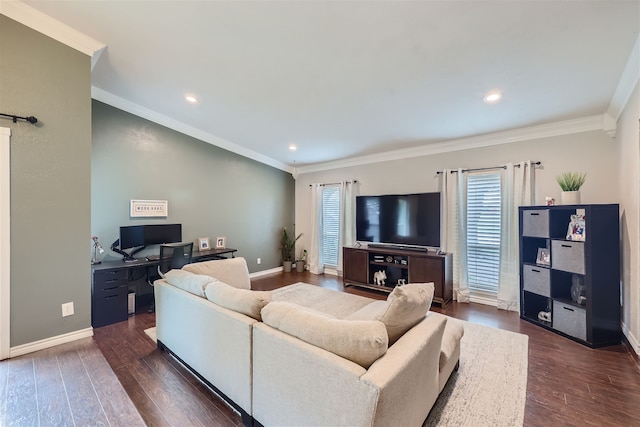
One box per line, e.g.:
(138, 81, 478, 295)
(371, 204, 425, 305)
(9, 327, 94, 358)
(249, 267, 283, 279)
(323, 267, 339, 276)
(469, 294, 498, 307)
(621, 321, 640, 356)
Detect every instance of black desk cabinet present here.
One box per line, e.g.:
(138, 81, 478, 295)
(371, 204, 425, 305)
(92, 268, 129, 328)
(90, 248, 238, 328)
(519, 204, 620, 347)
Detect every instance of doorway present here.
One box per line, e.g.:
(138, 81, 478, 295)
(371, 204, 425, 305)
(1, 127, 11, 359)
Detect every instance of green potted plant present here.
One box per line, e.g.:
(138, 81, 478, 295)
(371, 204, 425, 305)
(556, 172, 586, 205)
(296, 248, 308, 272)
(280, 227, 302, 272)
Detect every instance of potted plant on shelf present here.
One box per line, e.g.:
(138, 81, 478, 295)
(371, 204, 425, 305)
(556, 172, 586, 205)
(280, 227, 302, 272)
(296, 248, 308, 272)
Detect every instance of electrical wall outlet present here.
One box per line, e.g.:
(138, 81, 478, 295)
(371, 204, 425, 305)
(257, 258, 261, 265)
(62, 302, 74, 317)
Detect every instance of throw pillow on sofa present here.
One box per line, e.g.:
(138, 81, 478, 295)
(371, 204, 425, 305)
(347, 282, 435, 344)
(261, 301, 388, 369)
(164, 269, 214, 297)
(205, 281, 272, 321)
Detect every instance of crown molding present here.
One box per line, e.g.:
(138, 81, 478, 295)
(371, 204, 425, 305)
(92, 87, 294, 174)
(602, 113, 617, 139)
(0, 0, 106, 70)
(295, 115, 605, 175)
(606, 34, 640, 131)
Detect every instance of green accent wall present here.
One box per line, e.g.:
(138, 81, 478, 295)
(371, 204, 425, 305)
(91, 101, 294, 273)
(0, 15, 294, 348)
(0, 16, 92, 346)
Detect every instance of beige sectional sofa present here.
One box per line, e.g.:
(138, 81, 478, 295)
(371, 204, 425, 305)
(154, 257, 463, 427)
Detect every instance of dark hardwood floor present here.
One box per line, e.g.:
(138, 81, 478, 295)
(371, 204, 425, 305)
(2, 271, 639, 426)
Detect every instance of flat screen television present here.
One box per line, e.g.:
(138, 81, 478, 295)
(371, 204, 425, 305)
(356, 192, 441, 249)
(119, 224, 182, 249)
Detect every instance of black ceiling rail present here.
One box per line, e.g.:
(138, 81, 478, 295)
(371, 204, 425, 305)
(0, 112, 38, 124)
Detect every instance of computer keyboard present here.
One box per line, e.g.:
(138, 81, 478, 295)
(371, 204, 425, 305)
(146, 255, 160, 261)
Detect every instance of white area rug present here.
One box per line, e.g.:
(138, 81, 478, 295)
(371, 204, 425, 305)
(424, 321, 528, 427)
(144, 326, 157, 342)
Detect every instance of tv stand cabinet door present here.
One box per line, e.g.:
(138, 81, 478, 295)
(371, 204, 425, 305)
(408, 255, 452, 307)
(343, 248, 368, 285)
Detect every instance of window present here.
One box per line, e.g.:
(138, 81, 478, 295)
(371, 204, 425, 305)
(466, 173, 501, 294)
(322, 186, 340, 266)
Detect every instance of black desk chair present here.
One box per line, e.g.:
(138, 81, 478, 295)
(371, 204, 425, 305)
(148, 242, 193, 312)
(157, 242, 194, 278)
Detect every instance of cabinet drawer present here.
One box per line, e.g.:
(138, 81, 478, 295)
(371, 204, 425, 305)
(94, 269, 128, 288)
(522, 209, 549, 238)
(95, 283, 128, 298)
(553, 300, 586, 341)
(522, 264, 550, 297)
(92, 291, 128, 328)
(551, 240, 585, 274)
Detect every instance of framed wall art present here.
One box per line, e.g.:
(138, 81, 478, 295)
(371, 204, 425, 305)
(130, 199, 168, 218)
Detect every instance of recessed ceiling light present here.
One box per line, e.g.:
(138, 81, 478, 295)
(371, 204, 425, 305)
(289, 144, 297, 151)
(484, 91, 502, 103)
(185, 95, 198, 103)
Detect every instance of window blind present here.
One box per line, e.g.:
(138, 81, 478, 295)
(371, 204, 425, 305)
(322, 186, 340, 266)
(466, 173, 501, 294)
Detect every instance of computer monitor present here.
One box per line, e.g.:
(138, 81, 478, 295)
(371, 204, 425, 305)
(119, 225, 145, 250)
(143, 224, 182, 245)
(119, 224, 182, 250)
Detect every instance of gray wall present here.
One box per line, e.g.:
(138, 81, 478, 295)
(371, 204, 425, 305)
(92, 101, 295, 273)
(0, 16, 92, 346)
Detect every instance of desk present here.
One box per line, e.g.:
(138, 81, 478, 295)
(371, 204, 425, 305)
(91, 248, 237, 327)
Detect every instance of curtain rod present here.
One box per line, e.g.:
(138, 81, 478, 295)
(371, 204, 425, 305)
(436, 161, 541, 175)
(0, 112, 38, 124)
(309, 180, 358, 187)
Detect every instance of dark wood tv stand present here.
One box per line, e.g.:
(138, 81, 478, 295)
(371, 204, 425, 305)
(342, 246, 453, 307)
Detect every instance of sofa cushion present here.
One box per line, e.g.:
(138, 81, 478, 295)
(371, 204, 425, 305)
(205, 280, 271, 320)
(345, 300, 388, 321)
(346, 283, 434, 344)
(163, 269, 214, 297)
(272, 282, 374, 318)
(262, 301, 388, 369)
(183, 257, 251, 289)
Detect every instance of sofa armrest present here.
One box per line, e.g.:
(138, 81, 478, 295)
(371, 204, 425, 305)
(361, 314, 447, 427)
(155, 281, 256, 413)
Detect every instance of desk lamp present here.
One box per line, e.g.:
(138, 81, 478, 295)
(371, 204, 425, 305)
(91, 236, 105, 265)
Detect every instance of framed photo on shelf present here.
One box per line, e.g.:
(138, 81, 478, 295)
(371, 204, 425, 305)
(215, 236, 226, 249)
(197, 237, 210, 251)
(536, 248, 550, 266)
(566, 214, 586, 241)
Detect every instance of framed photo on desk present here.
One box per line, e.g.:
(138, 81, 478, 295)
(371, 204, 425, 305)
(197, 237, 210, 251)
(215, 236, 226, 249)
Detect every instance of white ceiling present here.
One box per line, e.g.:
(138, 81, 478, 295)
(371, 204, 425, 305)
(12, 1, 640, 171)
